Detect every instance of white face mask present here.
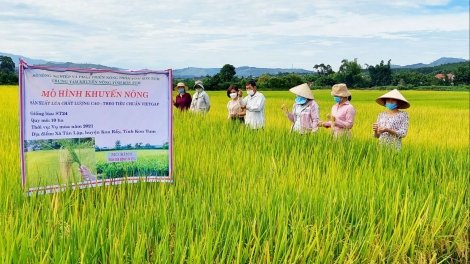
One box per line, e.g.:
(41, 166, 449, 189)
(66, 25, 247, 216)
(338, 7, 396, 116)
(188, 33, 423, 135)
(229, 93, 237, 99)
(247, 90, 255, 96)
(196, 88, 202, 93)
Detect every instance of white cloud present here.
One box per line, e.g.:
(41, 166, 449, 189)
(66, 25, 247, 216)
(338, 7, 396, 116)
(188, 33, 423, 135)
(0, 0, 468, 70)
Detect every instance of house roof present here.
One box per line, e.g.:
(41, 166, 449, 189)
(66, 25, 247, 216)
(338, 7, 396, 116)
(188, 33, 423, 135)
(435, 73, 453, 79)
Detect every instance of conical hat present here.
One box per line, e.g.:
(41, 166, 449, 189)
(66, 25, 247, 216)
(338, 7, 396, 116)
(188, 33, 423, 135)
(375, 89, 410, 109)
(289, 83, 314, 99)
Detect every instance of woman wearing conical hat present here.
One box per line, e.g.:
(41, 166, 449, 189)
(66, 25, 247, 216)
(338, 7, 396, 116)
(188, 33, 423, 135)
(372, 89, 410, 150)
(318, 83, 356, 138)
(280, 83, 320, 133)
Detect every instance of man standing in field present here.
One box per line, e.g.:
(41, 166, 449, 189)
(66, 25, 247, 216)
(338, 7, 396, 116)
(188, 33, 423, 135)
(240, 80, 266, 129)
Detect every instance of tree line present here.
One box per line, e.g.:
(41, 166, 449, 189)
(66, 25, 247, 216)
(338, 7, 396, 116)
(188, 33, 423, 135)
(0, 56, 18, 85)
(2, 55, 468, 89)
(175, 59, 469, 91)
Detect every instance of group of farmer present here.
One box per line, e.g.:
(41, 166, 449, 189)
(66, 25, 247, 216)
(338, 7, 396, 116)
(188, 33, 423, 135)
(173, 80, 410, 150)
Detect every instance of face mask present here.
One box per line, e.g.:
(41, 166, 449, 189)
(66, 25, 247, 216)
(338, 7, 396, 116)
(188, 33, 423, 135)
(229, 93, 237, 99)
(295, 95, 307, 105)
(196, 88, 202, 93)
(385, 103, 397, 110)
(334, 96, 341, 103)
(247, 90, 254, 96)
(178, 88, 185, 93)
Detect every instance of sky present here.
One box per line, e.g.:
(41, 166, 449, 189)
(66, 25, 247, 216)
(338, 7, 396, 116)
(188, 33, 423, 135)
(0, 0, 468, 71)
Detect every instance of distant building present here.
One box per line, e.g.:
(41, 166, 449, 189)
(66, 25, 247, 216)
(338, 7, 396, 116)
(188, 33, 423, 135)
(435, 73, 454, 84)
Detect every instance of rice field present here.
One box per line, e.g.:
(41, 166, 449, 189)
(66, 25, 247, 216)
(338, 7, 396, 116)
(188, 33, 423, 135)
(24, 149, 169, 187)
(0, 85, 468, 263)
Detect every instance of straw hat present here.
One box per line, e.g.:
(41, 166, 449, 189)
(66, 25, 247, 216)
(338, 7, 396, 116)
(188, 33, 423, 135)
(193, 80, 205, 89)
(331, 83, 351, 97)
(375, 89, 410, 109)
(174, 82, 188, 90)
(289, 83, 314, 99)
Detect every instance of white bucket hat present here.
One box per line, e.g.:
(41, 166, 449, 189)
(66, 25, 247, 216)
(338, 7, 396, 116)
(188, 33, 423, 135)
(193, 80, 204, 89)
(331, 83, 351, 97)
(375, 89, 410, 109)
(289, 83, 314, 99)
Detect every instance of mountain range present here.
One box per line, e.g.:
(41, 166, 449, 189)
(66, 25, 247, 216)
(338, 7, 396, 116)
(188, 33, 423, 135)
(390, 57, 468, 69)
(1, 52, 467, 78)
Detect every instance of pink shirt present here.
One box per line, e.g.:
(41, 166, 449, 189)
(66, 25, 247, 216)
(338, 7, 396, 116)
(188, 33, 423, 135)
(323, 101, 356, 137)
(286, 100, 320, 133)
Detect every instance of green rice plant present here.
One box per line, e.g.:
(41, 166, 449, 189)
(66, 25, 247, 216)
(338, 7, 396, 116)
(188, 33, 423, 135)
(58, 139, 82, 166)
(0, 85, 468, 263)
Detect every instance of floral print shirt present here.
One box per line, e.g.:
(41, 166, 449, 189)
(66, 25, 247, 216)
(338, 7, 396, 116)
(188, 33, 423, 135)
(374, 111, 409, 150)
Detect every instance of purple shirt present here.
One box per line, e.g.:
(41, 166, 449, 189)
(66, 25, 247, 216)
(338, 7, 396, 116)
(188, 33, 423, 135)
(174, 93, 192, 111)
(323, 101, 356, 137)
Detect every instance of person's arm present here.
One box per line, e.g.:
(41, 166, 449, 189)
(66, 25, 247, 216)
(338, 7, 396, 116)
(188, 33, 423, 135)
(247, 94, 265, 112)
(281, 103, 294, 123)
(334, 106, 356, 129)
(394, 112, 409, 138)
(380, 112, 409, 138)
(237, 105, 246, 117)
(310, 102, 320, 132)
(373, 115, 381, 138)
(184, 93, 192, 108)
(173, 97, 179, 107)
(203, 93, 210, 111)
(286, 109, 295, 123)
(79, 165, 97, 181)
(189, 94, 196, 111)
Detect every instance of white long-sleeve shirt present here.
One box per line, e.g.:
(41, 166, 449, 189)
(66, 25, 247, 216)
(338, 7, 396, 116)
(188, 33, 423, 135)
(240, 92, 266, 129)
(190, 90, 210, 113)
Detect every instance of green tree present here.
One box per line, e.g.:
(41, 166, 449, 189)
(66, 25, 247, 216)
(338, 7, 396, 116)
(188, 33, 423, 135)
(162, 142, 169, 149)
(220, 64, 236, 82)
(267, 76, 286, 90)
(203, 74, 221, 90)
(0, 56, 15, 74)
(282, 74, 304, 89)
(391, 71, 433, 87)
(453, 66, 470, 85)
(314, 75, 337, 87)
(336, 59, 366, 88)
(115, 140, 121, 150)
(313, 63, 334, 76)
(367, 60, 392, 87)
(303, 74, 317, 82)
(256, 74, 270, 89)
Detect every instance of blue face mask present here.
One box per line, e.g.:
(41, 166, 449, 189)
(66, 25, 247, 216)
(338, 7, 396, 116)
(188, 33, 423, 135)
(295, 95, 307, 105)
(385, 103, 397, 110)
(178, 88, 185, 94)
(334, 96, 341, 103)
